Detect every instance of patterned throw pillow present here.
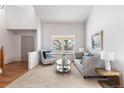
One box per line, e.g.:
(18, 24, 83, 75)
(43, 51, 46, 59)
(43, 51, 52, 59)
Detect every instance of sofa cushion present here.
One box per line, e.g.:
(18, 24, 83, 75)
(75, 52, 83, 59)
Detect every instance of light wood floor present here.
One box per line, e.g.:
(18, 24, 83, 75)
(0, 61, 28, 88)
(7, 63, 101, 88)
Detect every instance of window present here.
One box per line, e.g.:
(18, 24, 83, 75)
(52, 35, 75, 52)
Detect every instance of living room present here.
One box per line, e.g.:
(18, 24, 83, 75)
(0, 4, 124, 89)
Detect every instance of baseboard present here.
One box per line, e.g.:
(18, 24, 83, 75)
(5, 58, 19, 64)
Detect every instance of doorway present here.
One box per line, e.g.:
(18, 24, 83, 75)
(21, 36, 34, 61)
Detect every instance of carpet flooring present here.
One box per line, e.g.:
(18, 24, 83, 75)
(7, 63, 101, 88)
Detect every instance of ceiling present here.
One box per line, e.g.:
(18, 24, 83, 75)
(34, 5, 92, 23)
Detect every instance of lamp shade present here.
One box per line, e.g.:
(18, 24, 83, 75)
(100, 51, 114, 71)
(107, 52, 114, 61)
(79, 48, 84, 52)
(100, 51, 114, 61)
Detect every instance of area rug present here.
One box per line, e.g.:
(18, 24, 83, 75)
(7, 63, 101, 88)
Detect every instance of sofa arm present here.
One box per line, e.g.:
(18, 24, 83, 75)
(82, 56, 100, 76)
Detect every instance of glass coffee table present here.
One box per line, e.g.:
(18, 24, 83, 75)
(56, 58, 71, 73)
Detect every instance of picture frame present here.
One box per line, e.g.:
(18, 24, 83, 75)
(91, 31, 103, 50)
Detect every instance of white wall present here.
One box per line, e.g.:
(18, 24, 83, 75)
(36, 20, 43, 50)
(5, 5, 42, 63)
(0, 8, 17, 64)
(27, 19, 43, 69)
(0, 5, 42, 70)
(6, 5, 43, 51)
(42, 23, 85, 52)
(6, 6, 38, 29)
(86, 6, 124, 86)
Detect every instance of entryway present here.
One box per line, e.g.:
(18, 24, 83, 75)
(21, 36, 34, 61)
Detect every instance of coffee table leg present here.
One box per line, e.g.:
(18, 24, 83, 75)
(63, 64, 64, 76)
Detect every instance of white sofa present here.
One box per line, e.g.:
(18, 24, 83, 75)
(74, 53, 104, 78)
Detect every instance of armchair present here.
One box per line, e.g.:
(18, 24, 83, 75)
(40, 50, 56, 65)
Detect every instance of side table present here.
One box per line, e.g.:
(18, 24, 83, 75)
(95, 68, 122, 88)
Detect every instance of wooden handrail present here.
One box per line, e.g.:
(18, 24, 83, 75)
(0, 46, 4, 73)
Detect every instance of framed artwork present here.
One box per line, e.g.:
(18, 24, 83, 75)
(64, 39, 74, 51)
(91, 31, 103, 50)
(52, 35, 75, 52)
(53, 40, 62, 51)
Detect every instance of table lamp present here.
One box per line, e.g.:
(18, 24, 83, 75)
(100, 51, 106, 60)
(100, 51, 114, 71)
(79, 48, 84, 52)
(107, 52, 114, 62)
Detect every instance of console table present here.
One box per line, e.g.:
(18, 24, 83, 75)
(95, 68, 122, 88)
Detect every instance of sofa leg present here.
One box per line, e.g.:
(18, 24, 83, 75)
(84, 76, 87, 79)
